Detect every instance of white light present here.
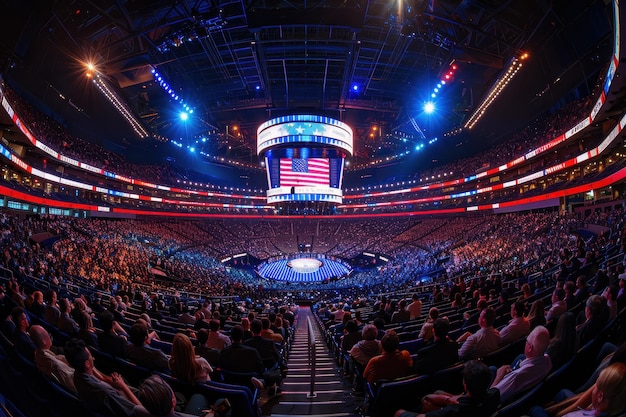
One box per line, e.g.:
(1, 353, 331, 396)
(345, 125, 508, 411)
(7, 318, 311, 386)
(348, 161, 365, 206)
(424, 102, 435, 114)
(180, 112, 189, 121)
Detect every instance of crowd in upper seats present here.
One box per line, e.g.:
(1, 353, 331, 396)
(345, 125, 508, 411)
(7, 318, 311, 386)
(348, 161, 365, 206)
(352, 96, 594, 191)
(0, 83, 603, 212)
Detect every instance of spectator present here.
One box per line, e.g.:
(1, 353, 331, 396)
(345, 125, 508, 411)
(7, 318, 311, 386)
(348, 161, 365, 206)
(499, 301, 530, 345)
(574, 276, 591, 306)
(576, 295, 609, 346)
(11, 306, 36, 360)
(546, 288, 567, 322)
(260, 317, 284, 344)
(126, 321, 169, 371)
(341, 319, 362, 353)
(194, 328, 220, 368)
(414, 318, 459, 376)
(76, 310, 99, 348)
(419, 307, 440, 343)
(206, 319, 231, 350)
(602, 285, 619, 320)
(349, 324, 382, 368)
(528, 362, 626, 417)
(457, 308, 501, 361)
(399, 360, 500, 417)
(391, 299, 410, 323)
(30, 324, 76, 392)
(239, 322, 283, 397)
(177, 305, 196, 325)
(526, 299, 547, 330)
(134, 374, 209, 417)
(169, 333, 212, 383)
(29, 290, 45, 317)
(64, 338, 141, 417)
(58, 298, 79, 336)
(546, 312, 578, 370)
(97, 310, 129, 358)
(363, 330, 413, 384)
(407, 293, 422, 320)
(490, 325, 552, 404)
(44, 290, 61, 326)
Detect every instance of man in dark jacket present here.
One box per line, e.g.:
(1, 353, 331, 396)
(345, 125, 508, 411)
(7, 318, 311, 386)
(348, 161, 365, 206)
(414, 318, 459, 375)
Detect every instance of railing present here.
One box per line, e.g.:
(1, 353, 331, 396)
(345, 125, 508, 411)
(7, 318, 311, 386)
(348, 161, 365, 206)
(307, 317, 317, 398)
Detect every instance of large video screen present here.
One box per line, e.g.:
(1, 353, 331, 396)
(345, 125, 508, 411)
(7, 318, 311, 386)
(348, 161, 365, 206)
(279, 158, 329, 187)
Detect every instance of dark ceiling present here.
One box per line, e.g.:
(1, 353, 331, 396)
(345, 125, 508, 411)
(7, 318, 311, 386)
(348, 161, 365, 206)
(0, 0, 614, 169)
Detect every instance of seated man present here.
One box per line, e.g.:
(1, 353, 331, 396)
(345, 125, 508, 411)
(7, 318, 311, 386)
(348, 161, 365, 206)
(545, 288, 567, 322)
(243, 320, 284, 397)
(457, 308, 500, 361)
(64, 338, 141, 417)
(11, 306, 37, 360)
(490, 325, 552, 404)
(394, 360, 500, 417)
(30, 324, 76, 392)
(98, 310, 129, 358)
(363, 330, 413, 384)
(414, 318, 459, 376)
(126, 322, 169, 371)
(220, 325, 264, 376)
(499, 301, 530, 345)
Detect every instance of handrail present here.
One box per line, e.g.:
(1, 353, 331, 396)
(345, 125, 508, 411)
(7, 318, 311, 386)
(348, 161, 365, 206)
(307, 317, 317, 398)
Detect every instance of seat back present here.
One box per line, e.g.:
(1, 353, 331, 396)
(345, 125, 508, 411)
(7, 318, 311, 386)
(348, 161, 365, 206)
(430, 362, 465, 395)
(112, 357, 153, 386)
(197, 381, 260, 417)
(367, 374, 430, 417)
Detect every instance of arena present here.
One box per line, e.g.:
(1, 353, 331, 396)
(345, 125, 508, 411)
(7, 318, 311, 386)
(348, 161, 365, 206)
(0, 1, 626, 417)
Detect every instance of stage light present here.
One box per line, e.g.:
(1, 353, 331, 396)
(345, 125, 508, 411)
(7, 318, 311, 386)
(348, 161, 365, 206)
(424, 102, 435, 113)
(255, 85, 261, 90)
(352, 84, 359, 92)
(180, 112, 189, 121)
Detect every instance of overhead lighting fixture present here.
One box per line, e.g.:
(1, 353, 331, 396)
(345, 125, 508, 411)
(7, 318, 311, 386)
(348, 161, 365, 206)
(464, 53, 527, 130)
(152, 68, 194, 117)
(92, 73, 149, 138)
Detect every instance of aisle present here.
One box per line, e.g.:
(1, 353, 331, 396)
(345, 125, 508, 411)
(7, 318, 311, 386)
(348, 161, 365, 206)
(267, 306, 361, 417)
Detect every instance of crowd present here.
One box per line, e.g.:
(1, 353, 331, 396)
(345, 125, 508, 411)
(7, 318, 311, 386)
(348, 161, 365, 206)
(0, 198, 624, 416)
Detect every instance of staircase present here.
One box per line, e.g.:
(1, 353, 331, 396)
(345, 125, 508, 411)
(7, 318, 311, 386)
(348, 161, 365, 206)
(268, 307, 361, 417)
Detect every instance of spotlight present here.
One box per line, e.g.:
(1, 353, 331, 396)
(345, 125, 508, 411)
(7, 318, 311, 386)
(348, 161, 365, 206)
(423, 102, 435, 114)
(180, 112, 189, 121)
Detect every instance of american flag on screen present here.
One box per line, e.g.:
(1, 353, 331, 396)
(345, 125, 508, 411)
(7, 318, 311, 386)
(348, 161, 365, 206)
(280, 158, 329, 187)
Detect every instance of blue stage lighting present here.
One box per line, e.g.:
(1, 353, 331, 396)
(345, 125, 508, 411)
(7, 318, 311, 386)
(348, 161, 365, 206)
(180, 112, 189, 121)
(424, 102, 435, 113)
(352, 84, 359, 92)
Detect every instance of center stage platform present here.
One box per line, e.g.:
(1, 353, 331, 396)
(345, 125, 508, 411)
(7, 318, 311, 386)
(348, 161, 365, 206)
(256, 255, 351, 283)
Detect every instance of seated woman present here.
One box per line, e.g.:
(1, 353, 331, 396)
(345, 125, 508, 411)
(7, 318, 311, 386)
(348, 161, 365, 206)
(169, 333, 213, 383)
(529, 362, 626, 417)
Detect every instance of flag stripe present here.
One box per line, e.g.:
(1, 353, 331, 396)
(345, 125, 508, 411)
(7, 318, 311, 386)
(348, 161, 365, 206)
(280, 158, 330, 187)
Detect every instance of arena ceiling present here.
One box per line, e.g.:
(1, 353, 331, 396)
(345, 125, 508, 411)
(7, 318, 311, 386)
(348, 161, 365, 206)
(0, 0, 614, 169)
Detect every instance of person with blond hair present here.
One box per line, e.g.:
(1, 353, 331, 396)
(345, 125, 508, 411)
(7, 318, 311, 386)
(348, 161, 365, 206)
(168, 333, 213, 383)
(529, 362, 626, 417)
